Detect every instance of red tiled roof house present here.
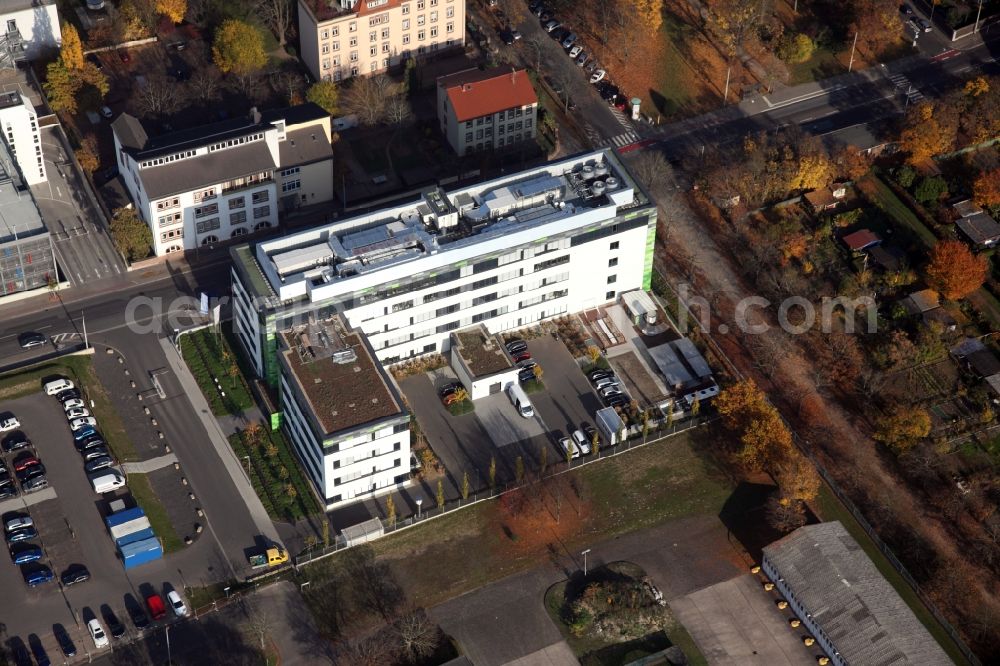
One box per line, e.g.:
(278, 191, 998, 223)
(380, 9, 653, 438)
(437, 66, 538, 156)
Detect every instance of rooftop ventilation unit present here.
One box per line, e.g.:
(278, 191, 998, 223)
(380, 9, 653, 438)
(594, 162, 609, 178)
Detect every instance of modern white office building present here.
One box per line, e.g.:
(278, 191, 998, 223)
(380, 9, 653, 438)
(230, 149, 656, 508)
(279, 315, 410, 507)
(0, 88, 45, 185)
(111, 104, 335, 256)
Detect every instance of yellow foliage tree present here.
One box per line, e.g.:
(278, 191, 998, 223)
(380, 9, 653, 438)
(715, 379, 793, 471)
(790, 153, 832, 191)
(874, 405, 931, 454)
(76, 134, 99, 175)
(212, 19, 267, 76)
(60, 22, 84, 71)
(156, 0, 187, 24)
(44, 59, 78, 114)
(964, 76, 990, 98)
(774, 450, 820, 503)
(626, 0, 664, 34)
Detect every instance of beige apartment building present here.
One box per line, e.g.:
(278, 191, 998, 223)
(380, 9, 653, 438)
(298, 0, 465, 82)
(437, 67, 538, 156)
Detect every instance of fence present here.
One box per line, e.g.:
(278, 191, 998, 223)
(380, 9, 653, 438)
(292, 416, 707, 569)
(653, 271, 980, 665)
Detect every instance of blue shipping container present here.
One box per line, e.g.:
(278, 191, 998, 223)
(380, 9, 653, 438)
(116, 527, 155, 548)
(120, 536, 163, 570)
(104, 507, 145, 529)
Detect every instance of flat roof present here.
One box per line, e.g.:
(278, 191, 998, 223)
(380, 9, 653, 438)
(0, 139, 45, 242)
(648, 338, 713, 391)
(763, 521, 952, 665)
(280, 318, 404, 436)
(452, 328, 512, 377)
(246, 149, 649, 303)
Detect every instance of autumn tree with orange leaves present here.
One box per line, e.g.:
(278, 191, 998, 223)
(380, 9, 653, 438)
(973, 169, 1000, 208)
(925, 240, 988, 300)
(899, 103, 953, 164)
(714, 379, 793, 471)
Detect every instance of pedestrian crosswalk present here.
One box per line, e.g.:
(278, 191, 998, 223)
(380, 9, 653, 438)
(599, 131, 642, 149)
(888, 73, 924, 104)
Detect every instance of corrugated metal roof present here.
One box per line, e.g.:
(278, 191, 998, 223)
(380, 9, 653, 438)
(763, 522, 952, 666)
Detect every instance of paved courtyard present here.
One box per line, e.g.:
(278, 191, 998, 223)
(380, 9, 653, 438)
(670, 575, 817, 665)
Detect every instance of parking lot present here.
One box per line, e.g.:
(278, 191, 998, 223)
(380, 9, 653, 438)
(1, 388, 191, 663)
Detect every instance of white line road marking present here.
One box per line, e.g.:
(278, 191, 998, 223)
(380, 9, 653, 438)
(762, 84, 848, 110)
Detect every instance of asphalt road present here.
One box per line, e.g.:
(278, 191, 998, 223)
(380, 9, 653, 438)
(641, 36, 1000, 163)
(34, 125, 125, 286)
(0, 257, 271, 581)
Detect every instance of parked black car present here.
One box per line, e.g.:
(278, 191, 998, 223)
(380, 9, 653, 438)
(2, 430, 30, 452)
(102, 606, 126, 639)
(54, 625, 77, 658)
(60, 565, 90, 587)
(18, 332, 47, 349)
(55, 388, 81, 403)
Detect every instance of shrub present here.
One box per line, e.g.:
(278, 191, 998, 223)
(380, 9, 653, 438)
(914, 176, 947, 206)
(447, 399, 475, 416)
(778, 33, 815, 64)
(895, 165, 917, 188)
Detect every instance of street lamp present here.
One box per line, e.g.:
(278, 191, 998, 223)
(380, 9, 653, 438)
(224, 586, 231, 599)
(581, 548, 592, 577)
(242, 455, 251, 476)
(165, 625, 172, 666)
(415, 497, 423, 519)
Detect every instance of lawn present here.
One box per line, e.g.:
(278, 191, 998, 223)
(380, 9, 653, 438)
(323, 428, 735, 609)
(786, 44, 844, 86)
(0, 355, 136, 461)
(814, 485, 968, 665)
(228, 428, 321, 522)
(180, 327, 255, 417)
(857, 176, 938, 250)
(126, 472, 184, 554)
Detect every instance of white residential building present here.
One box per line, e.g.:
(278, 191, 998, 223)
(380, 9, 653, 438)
(229, 149, 657, 508)
(437, 66, 538, 156)
(298, 0, 465, 83)
(0, 88, 45, 184)
(111, 104, 335, 256)
(0, 0, 61, 63)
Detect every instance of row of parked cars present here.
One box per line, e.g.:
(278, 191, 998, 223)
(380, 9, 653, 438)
(43, 378, 127, 493)
(4, 509, 90, 589)
(589, 367, 630, 408)
(1, 417, 50, 499)
(532, 1, 612, 83)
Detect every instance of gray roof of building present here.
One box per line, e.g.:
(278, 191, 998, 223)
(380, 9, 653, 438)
(762, 521, 952, 666)
(955, 211, 1000, 244)
(111, 114, 148, 151)
(0, 139, 44, 242)
(138, 142, 276, 200)
(277, 127, 332, 167)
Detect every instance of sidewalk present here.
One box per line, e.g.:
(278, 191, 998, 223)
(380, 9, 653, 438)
(120, 452, 178, 474)
(158, 337, 282, 547)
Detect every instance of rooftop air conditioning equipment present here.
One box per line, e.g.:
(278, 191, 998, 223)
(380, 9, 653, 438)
(605, 176, 619, 190)
(595, 162, 609, 177)
(591, 180, 607, 197)
(581, 165, 595, 181)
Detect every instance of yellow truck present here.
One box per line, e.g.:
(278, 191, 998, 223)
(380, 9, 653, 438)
(248, 546, 288, 569)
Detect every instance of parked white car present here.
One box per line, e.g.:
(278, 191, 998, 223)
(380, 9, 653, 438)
(70, 417, 97, 432)
(65, 408, 91, 420)
(0, 416, 20, 432)
(568, 44, 583, 58)
(167, 590, 189, 617)
(590, 69, 607, 84)
(88, 618, 109, 649)
(63, 399, 85, 411)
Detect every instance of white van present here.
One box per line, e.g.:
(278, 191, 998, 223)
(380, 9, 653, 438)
(506, 383, 534, 418)
(44, 378, 74, 395)
(89, 471, 125, 494)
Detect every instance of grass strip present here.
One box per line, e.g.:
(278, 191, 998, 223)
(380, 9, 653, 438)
(814, 485, 968, 665)
(859, 176, 937, 250)
(126, 472, 184, 554)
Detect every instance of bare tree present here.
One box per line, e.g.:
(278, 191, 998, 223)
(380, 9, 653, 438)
(134, 74, 183, 116)
(255, 0, 294, 48)
(233, 72, 267, 103)
(341, 74, 395, 126)
(336, 636, 392, 666)
(524, 37, 544, 71)
(272, 69, 305, 105)
(385, 94, 412, 126)
(187, 69, 221, 105)
(242, 598, 273, 652)
(395, 609, 438, 660)
(625, 150, 671, 194)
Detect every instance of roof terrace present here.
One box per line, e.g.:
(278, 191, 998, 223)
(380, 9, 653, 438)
(451, 327, 513, 378)
(280, 316, 404, 436)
